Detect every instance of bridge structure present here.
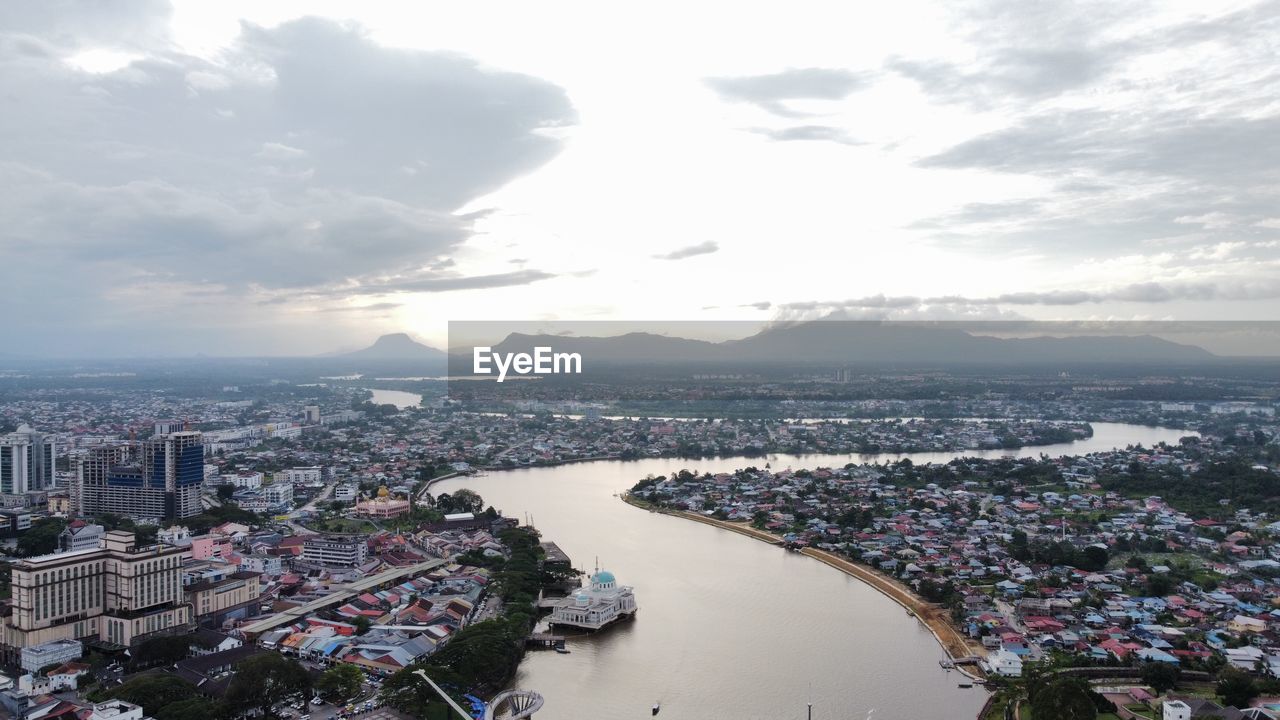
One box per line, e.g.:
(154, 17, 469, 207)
(413, 669, 544, 720)
(483, 689, 545, 720)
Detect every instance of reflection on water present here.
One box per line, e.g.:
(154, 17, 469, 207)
(434, 422, 1190, 719)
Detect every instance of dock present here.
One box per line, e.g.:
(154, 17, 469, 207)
(540, 541, 572, 566)
(526, 633, 565, 649)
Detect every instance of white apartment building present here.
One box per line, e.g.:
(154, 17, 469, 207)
(301, 536, 368, 566)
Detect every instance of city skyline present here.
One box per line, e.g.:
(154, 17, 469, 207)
(3, 1, 1278, 356)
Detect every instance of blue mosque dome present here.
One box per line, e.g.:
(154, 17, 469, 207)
(593, 570, 616, 585)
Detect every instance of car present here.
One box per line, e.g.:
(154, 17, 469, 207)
(311, 698, 324, 706)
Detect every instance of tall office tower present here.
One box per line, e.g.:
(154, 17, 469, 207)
(0, 425, 56, 495)
(77, 431, 204, 522)
(303, 405, 321, 424)
(149, 431, 204, 520)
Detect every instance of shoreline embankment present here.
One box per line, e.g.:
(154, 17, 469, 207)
(621, 494, 987, 683)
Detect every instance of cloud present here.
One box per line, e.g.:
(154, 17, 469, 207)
(348, 269, 557, 294)
(316, 302, 402, 313)
(884, 1, 1178, 109)
(0, 0, 174, 53)
(780, 281, 1280, 314)
(705, 67, 870, 117)
(0, 14, 576, 354)
(746, 125, 862, 145)
(653, 241, 720, 261)
(920, 111, 1280, 183)
(892, 1, 1280, 273)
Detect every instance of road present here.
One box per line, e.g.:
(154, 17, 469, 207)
(301, 479, 340, 512)
(287, 479, 341, 535)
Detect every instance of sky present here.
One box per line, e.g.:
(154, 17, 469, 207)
(2, 0, 1278, 356)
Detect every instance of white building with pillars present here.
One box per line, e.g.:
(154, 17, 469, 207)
(549, 570, 638, 631)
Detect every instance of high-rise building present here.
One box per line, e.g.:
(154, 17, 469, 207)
(0, 425, 56, 495)
(153, 421, 185, 436)
(0, 531, 192, 661)
(72, 445, 130, 517)
(75, 432, 204, 522)
(303, 405, 321, 424)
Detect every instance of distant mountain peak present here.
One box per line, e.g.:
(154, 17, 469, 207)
(337, 333, 443, 360)
(370, 332, 416, 346)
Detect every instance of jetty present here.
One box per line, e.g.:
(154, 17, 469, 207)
(526, 633, 566, 649)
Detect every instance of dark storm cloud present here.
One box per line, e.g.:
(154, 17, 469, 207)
(705, 68, 871, 117)
(746, 125, 862, 145)
(0, 13, 576, 352)
(653, 241, 720, 261)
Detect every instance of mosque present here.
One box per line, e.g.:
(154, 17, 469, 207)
(354, 485, 412, 519)
(549, 568, 638, 631)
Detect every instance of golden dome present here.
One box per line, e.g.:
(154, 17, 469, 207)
(377, 485, 390, 498)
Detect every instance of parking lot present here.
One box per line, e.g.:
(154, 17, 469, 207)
(275, 675, 387, 720)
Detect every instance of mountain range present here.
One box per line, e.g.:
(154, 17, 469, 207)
(334, 323, 1216, 372)
(469, 322, 1215, 366)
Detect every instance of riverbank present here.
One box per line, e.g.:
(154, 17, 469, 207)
(621, 494, 987, 679)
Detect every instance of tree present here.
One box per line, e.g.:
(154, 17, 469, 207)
(451, 488, 484, 514)
(134, 524, 159, 545)
(224, 653, 311, 719)
(1140, 662, 1181, 694)
(216, 484, 236, 501)
(1030, 677, 1097, 720)
(1218, 667, 1259, 709)
(353, 615, 372, 635)
(316, 664, 364, 703)
(18, 517, 66, 557)
(1145, 573, 1175, 597)
(128, 635, 191, 669)
(1081, 545, 1109, 571)
(101, 675, 197, 713)
(154, 698, 226, 720)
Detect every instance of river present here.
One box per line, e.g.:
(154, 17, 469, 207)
(431, 423, 1193, 720)
(365, 388, 423, 409)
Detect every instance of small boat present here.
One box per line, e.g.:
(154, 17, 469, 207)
(957, 682, 973, 689)
(652, 702, 661, 715)
(554, 647, 570, 654)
